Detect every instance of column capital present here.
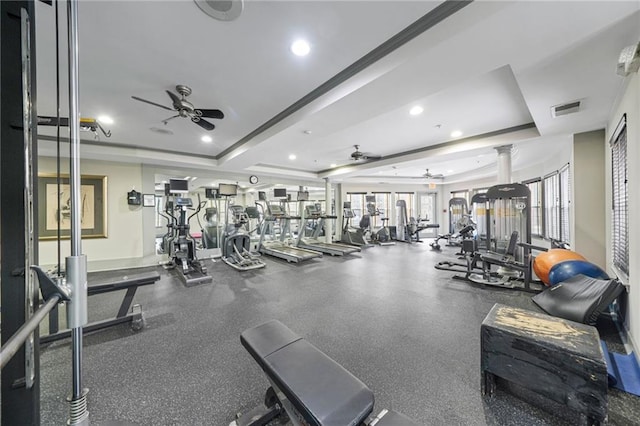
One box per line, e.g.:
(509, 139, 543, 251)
(494, 144, 513, 155)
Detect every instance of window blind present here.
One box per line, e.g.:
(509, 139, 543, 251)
(611, 115, 628, 277)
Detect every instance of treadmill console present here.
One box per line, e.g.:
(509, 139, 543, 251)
(269, 204, 285, 216)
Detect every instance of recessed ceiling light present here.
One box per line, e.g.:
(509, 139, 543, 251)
(451, 130, 463, 138)
(97, 115, 113, 125)
(289, 154, 297, 160)
(303, 130, 312, 135)
(447, 170, 454, 173)
(201, 135, 212, 143)
(291, 39, 311, 56)
(409, 106, 423, 116)
(330, 163, 337, 168)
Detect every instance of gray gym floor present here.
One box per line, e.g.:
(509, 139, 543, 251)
(40, 243, 640, 425)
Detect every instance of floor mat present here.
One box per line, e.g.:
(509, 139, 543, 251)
(601, 340, 640, 396)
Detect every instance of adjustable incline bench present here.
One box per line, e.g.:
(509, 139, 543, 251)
(232, 320, 421, 426)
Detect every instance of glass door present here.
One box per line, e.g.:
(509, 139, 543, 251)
(419, 193, 438, 237)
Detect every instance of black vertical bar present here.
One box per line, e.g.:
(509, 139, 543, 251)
(1, 1, 39, 425)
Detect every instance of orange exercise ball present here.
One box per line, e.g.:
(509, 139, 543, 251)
(533, 249, 587, 285)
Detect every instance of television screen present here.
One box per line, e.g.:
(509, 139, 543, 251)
(366, 195, 375, 203)
(205, 188, 218, 199)
(274, 188, 287, 198)
(258, 191, 267, 201)
(297, 191, 309, 201)
(218, 183, 238, 196)
(169, 179, 189, 194)
(343, 201, 351, 209)
(164, 183, 170, 196)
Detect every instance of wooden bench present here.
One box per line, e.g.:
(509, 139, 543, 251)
(481, 304, 607, 425)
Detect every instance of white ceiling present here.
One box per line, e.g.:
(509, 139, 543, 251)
(35, 0, 640, 187)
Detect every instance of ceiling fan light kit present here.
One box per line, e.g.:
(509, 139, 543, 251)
(194, 0, 244, 22)
(349, 145, 381, 161)
(132, 85, 224, 131)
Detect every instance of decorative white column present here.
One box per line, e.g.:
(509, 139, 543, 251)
(495, 144, 513, 183)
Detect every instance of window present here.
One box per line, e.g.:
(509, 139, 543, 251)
(543, 172, 560, 240)
(395, 192, 415, 225)
(451, 190, 469, 203)
(611, 115, 628, 278)
(371, 192, 390, 228)
(524, 178, 542, 237)
(543, 164, 571, 243)
(347, 193, 365, 224)
(559, 164, 571, 243)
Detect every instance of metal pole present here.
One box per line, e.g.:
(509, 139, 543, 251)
(0, 297, 60, 370)
(66, 1, 89, 424)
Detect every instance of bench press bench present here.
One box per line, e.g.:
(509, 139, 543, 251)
(232, 320, 421, 426)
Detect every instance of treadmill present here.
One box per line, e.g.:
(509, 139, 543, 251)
(297, 204, 360, 256)
(257, 203, 322, 263)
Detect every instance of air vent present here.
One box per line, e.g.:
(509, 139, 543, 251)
(551, 101, 581, 118)
(194, 0, 243, 21)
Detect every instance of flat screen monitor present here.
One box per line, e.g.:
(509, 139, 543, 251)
(205, 188, 218, 199)
(218, 183, 238, 197)
(274, 188, 287, 198)
(258, 191, 267, 201)
(366, 195, 376, 203)
(169, 179, 189, 194)
(297, 191, 309, 201)
(343, 201, 351, 209)
(164, 183, 171, 196)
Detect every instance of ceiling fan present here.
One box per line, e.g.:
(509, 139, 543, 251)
(423, 169, 444, 179)
(349, 145, 381, 161)
(131, 84, 224, 131)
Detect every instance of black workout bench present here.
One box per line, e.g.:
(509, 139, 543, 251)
(41, 270, 161, 343)
(232, 320, 421, 426)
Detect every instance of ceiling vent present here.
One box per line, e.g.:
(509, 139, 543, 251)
(551, 101, 581, 118)
(194, 0, 243, 22)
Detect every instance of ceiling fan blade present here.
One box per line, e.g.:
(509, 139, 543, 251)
(131, 96, 174, 111)
(166, 90, 181, 106)
(363, 155, 381, 161)
(192, 117, 215, 131)
(198, 109, 225, 119)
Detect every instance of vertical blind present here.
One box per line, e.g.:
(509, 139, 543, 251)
(611, 115, 628, 277)
(525, 179, 542, 237)
(559, 164, 571, 243)
(543, 172, 560, 240)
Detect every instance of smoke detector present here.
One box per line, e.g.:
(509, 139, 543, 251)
(194, 0, 243, 22)
(551, 100, 581, 118)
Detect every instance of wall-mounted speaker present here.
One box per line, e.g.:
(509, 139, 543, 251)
(617, 42, 640, 77)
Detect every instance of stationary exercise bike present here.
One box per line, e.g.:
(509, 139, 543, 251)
(366, 203, 395, 246)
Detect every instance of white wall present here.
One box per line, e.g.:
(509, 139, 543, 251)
(605, 71, 639, 352)
(38, 157, 144, 267)
(572, 130, 606, 268)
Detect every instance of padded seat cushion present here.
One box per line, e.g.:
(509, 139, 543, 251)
(241, 320, 374, 426)
(532, 274, 624, 325)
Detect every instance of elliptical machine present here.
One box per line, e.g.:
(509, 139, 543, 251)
(221, 205, 266, 271)
(165, 194, 212, 286)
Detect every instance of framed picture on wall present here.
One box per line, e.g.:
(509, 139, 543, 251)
(37, 174, 108, 240)
(143, 193, 156, 207)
